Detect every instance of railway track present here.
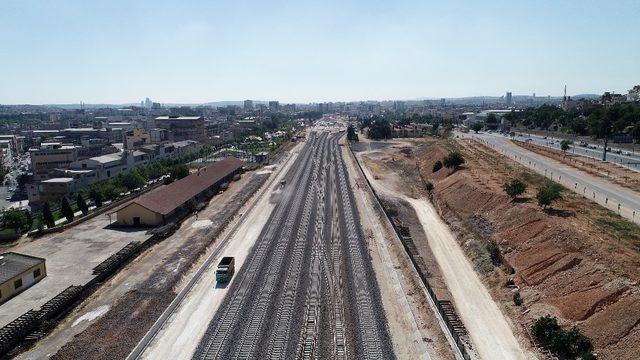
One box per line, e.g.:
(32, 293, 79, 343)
(195, 134, 323, 359)
(192, 131, 394, 360)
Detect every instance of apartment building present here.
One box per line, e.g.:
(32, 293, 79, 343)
(29, 143, 80, 181)
(124, 128, 168, 150)
(154, 116, 206, 143)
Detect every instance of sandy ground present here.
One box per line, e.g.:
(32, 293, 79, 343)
(137, 142, 302, 360)
(341, 140, 457, 360)
(355, 144, 533, 360)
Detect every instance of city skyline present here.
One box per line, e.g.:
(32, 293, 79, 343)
(1, 0, 639, 104)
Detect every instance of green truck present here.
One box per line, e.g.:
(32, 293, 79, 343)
(216, 256, 235, 283)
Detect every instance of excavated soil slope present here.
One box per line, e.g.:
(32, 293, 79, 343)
(373, 138, 640, 359)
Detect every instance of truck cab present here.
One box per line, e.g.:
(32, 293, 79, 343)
(216, 256, 235, 283)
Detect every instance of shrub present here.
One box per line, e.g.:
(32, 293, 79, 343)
(432, 160, 443, 172)
(513, 292, 523, 306)
(532, 315, 560, 344)
(442, 150, 465, 170)
(536, 181, 564, 209)
(531, 316, 595, 359)
(425, 181, 434, 196)
(486, 239, 502, 265)
(503, 179, 528, 200)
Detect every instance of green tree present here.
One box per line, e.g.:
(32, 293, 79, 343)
(442, 151, 465, 171)
(2, 208, 28, 233)
(42, 202, 55, 228)
(432, 160, 443, 172)
(77, 193, 89, 215)
(170, 164, 190, 180)
(89, 188, 103, 207)
(503, 179, 528, 200)
(471, 122, 483, 133)
(366, 118, 392, 139)
(61, 197, 74, 222)
(118, 170, 146, 190)
(36, 215, 44, 232)
(536, 181, 564, 210)
(16, 173, 30, 187)
(347, 124, 359, 141)
(560, 139, 573, 154)
(532, 315, 561, 344)
(25, 210, 33, 230)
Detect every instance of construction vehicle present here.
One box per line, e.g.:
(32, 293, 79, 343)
(216, 257, 235, 283)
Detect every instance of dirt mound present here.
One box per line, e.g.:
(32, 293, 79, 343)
(373, 138, 640, 359)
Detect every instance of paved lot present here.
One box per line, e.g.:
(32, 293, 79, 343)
(0, 214, 150, 327)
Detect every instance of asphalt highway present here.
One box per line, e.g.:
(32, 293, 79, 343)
(464, 132, 640, 224)
(510, 132, 640, 172)
(192, 130, 394, 359)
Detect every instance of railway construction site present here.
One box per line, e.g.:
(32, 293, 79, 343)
(8, 121, 638, 360)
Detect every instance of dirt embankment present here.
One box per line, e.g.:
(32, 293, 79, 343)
(369, 138, 640, 359)
(513, 140, 640, 193)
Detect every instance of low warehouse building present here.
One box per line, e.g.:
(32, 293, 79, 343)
(116, 157, 244, 226)
(0, 252, 47, 304)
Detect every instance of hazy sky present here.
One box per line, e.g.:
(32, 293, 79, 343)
(1, 0, 639, 104)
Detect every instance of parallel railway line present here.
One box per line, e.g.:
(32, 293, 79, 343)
(188, 129, 393, 359)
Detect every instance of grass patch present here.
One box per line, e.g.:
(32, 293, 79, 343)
(519, 170, 545, 187)
(595, 216, 640, 247)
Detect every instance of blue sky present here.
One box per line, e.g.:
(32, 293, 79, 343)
(1, 0, 639, 104)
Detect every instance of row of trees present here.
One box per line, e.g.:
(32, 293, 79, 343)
(507, 103, 640, 142)
(359, 117, 392, 140)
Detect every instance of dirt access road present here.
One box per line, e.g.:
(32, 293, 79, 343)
(341, 137, 457, 359)
(355, 143, 534, 360)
